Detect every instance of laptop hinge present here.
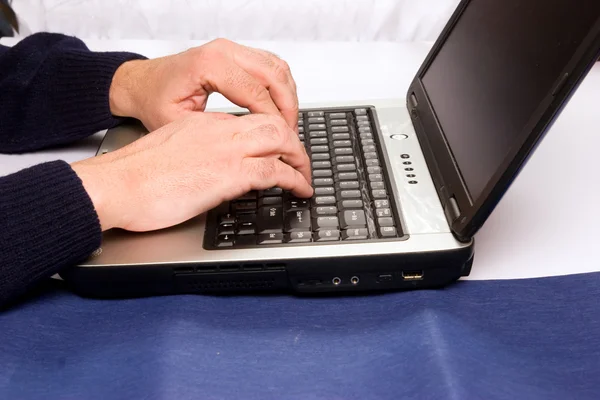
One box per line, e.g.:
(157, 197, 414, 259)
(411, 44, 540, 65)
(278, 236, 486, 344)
(443, 195, 461, 224)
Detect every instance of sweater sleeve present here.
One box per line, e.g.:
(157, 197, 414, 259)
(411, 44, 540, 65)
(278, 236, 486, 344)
(0, 161, 101, 307)
(0, 32, 146, 153)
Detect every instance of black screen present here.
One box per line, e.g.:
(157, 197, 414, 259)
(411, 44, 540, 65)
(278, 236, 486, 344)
(422, 0, 600, 201)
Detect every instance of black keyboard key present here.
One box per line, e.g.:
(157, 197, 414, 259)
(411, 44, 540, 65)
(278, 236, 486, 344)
(310, 138, 328, 145)
(258, 196, 283, 207)
(260, 188, 283, 197)
(233, 201, 256, 214)
(337, 190, 361, 200)
(361, 139, 374, 146)
(336, 181, 359, 190)
(337, 172, 358, 180)
(258, 232, 284, 244)
(335, 155, 355, 163)
(314, 229, 340, 242)
(238, 192, 257, 201)
(235, 235, 257, 246)
(311, 145, 329, 153)
(331, 119, 348, 126)
(311, 153, 330, 161)
(236, 221, 256, 235)
(379, 227, 397, 237)
(374, 199, 390, 209)
(372, 189, 387, 199)
(313, 178, 334, 186)
(314, 187, 335, 196)
(329, 112, 346, 119)
(332, 133, 350, 140)
(308, 111, 324, 117)
(219, 213, 235, 225)
(310, 130, 327, 138)
(315, 206, 337, 215)
(216, 235, 234, 247)
(313, 169, 333, 177)
(312, 161, 331, 169)
(342, 228, 369, 240)
(340, 210, 367, 229)
(312, 196, 336, 206)
(257, 206, 283, 233)
(285, 198, 310, 211)
(308, 117, 325, 123)
(376, 208, 392, 218)
(333, 140, 352, 147)
(335, 164, 356, 172)
(339, 200, 363, 209)
(285, 209, 312, 232)
(334, 148, 353, 155)
(377, 217, 395, 227)
(287, 231, 312, 243)
(331, 126, 349, 133)
(314, 216, 339, 230)
(370, 182, 385, 190)
(218, 223, 235, 236)
(309, 124, 326, 130)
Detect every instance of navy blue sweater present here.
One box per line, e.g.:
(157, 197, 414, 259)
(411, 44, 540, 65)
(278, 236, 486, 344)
(0, 33, 145, 306)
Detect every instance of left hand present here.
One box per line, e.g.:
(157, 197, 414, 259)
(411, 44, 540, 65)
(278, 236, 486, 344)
(108, 38, 299, 132)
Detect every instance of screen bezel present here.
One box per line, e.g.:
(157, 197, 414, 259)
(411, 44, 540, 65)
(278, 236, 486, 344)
(406, 0, 600, 241)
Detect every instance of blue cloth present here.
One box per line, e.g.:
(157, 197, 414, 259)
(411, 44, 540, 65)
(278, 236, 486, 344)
(2, 272, 600, 400)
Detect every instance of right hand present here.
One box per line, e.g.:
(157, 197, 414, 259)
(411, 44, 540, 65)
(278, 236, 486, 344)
(71, 113, 312, 232)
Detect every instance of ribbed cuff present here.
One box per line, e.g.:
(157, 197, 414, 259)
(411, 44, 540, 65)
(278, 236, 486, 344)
(46, 49, 147, 135)
(0, 160, 101, 305)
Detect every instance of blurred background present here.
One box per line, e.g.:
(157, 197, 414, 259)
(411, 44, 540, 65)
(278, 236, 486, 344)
(2, 0, 458, 41)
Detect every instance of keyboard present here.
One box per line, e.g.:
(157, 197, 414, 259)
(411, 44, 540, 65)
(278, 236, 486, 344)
(204, 107, 404, 249)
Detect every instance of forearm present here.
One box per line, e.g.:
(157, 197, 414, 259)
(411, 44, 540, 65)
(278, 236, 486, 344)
(0, 32, 146, 154)
(0, 161, 101, 307)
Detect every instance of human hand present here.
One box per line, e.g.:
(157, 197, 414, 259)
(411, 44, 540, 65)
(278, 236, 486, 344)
(109, 38, 299, 132)
(71, 113, 312, 232)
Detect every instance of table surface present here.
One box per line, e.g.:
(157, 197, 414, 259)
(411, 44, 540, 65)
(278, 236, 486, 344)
(1, 38, 599, 281)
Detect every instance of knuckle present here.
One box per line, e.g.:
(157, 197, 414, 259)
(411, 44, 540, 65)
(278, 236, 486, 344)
(273, 62, 289, 84)
(256, 123, 282, 144)
(251, 158, 278, 181)
(251, 83, 271, 103)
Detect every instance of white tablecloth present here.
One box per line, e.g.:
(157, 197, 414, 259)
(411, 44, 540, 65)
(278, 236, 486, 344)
(1, 38, 599, 281)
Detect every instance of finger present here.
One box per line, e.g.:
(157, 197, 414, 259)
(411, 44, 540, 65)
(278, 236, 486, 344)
(206, 62, 283, 122)
(256, 49, 298, 95)
(228, 115, 311, 183)
(242, 157, 313, 198)
(233, 45, 299, 129)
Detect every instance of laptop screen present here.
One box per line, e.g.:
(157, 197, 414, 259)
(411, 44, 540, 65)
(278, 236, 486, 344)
(422, 0, 600, 202)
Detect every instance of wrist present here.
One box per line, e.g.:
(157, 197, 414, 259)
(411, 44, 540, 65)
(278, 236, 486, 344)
(109, 59, 147, 120)
(71, 161, 120, 231)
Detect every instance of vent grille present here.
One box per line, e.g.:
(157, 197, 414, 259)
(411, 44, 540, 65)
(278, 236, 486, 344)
(182, 276, 276, 291)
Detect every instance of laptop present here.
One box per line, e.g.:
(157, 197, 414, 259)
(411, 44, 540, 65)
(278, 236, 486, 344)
(62, 0, 600, 298)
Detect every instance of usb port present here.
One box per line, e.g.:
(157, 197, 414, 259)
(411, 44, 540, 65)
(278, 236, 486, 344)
(402, 270, 424, 281)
